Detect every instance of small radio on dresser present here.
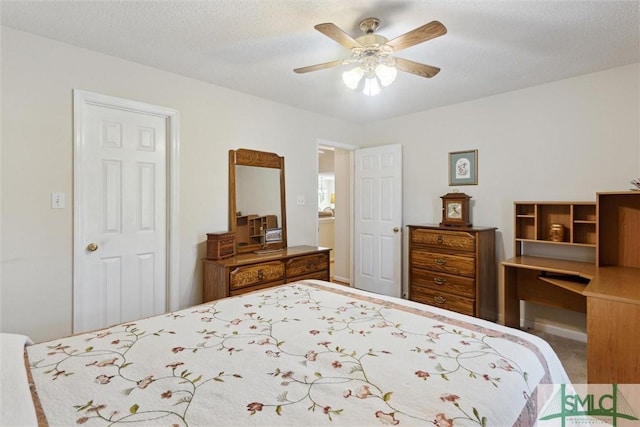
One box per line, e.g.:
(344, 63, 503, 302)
(206, 231, 236, 260)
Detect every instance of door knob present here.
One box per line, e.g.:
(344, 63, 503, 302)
(87, 242, 99, 252)
(393, 227, 400, 233)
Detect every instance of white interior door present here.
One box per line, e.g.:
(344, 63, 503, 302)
(74, 91, 178, 333)
(354, 144, 402, 297)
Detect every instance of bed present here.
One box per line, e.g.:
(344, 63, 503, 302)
(4, 280, 570, 426)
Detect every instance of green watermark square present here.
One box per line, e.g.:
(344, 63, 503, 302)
(538, 384, 640, 426)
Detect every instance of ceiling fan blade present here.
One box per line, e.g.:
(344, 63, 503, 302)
(386, 21, 447, 52)
(395, 57, 440, 78)
(314, 23, 362, 50)
(294, 59, 344, 74)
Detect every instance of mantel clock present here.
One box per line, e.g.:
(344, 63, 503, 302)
(440, 192, 472, 227)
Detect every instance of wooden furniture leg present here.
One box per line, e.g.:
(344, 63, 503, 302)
(502, 265, 520, 327)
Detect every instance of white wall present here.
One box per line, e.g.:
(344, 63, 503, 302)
(361, 63, 640, 337)
(0, 27, 360, 343)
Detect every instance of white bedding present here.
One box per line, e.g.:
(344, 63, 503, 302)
(0, 333, 37, 427)
(12, 280, 570, 426)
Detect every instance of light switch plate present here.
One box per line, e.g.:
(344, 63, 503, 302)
(51, 192, 65, 209)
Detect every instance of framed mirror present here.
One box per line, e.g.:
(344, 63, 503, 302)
(229, 148, 287, 253)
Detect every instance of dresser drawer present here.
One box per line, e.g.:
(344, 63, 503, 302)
(410, 268, 475, 298)
(286, 253, 329, 278)
(230, 261, 285, 290)
(288, 270, 330, 282)
(230, 281, 285, 296)
(411, 228, 476, 253)
(410, 287, 475, 317)
(411, 249, 476, 277)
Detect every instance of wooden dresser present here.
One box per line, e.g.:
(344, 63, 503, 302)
(408, 225, 497, 321)
(203, 245, 330, 301)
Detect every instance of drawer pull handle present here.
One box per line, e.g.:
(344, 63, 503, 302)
(437, 235, 444, 244)
(435, 259, 447, 266)
(306, 261, 313, 269)
(433, 277, 447, 285)
(257, 270, 264, 280)
(433, 296, 447, 304)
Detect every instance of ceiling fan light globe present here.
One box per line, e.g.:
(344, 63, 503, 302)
(342, 67, 364, 89)
(375, 64, 397, 87)
(363, 77, 381, 96)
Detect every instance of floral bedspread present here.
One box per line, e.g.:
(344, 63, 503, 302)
(26, 280, 568, 426)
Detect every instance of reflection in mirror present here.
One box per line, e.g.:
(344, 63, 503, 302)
(234, 166, 281, 247)
(229, 149, 287, 253)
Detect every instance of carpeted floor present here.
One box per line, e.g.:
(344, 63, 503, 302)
(527, 329, 587, 384)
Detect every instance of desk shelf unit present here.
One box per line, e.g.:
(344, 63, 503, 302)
(514, 201, 596, 256)
(504, 192, 640, 384)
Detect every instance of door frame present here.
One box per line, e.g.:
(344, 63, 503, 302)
(72, 90, 180, 331)
(316, 139, 359, 284)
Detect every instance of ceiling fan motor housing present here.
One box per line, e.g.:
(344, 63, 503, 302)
(356, 34, 390, 48)
(359, 17, 381, 34)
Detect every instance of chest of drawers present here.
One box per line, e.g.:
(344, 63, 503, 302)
(203, 245, 330, 301)
(408, 225, 497, 320)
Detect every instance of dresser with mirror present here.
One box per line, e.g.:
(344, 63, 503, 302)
(203, 148, 330, 301)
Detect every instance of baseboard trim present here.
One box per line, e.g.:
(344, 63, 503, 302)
(332, 276, 350, 285)
(522, 319, 587, 343)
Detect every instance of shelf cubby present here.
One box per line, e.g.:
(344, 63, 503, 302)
(537, 204, 571, 241)
(572, 202, 597, 245)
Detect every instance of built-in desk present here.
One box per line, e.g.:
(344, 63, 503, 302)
(502, 192, 640, 384)
(502, 258, 640, 383)
(501, 256, 593, 327)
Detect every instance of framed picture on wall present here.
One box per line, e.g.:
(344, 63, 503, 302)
(449, 149, 478, 186)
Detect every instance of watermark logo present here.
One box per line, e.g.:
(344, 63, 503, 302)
(538, 384, 639, 426)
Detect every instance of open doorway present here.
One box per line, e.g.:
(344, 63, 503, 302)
(317, 141, 357, 285)
(318, 147, 336, 278)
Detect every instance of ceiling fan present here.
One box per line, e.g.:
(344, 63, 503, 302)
(294, 17, 447, 95)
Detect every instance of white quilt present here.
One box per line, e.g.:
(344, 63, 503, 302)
(22, 280, 569, 426)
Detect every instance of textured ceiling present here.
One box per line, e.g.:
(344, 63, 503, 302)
(2, 1, 639, 123)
